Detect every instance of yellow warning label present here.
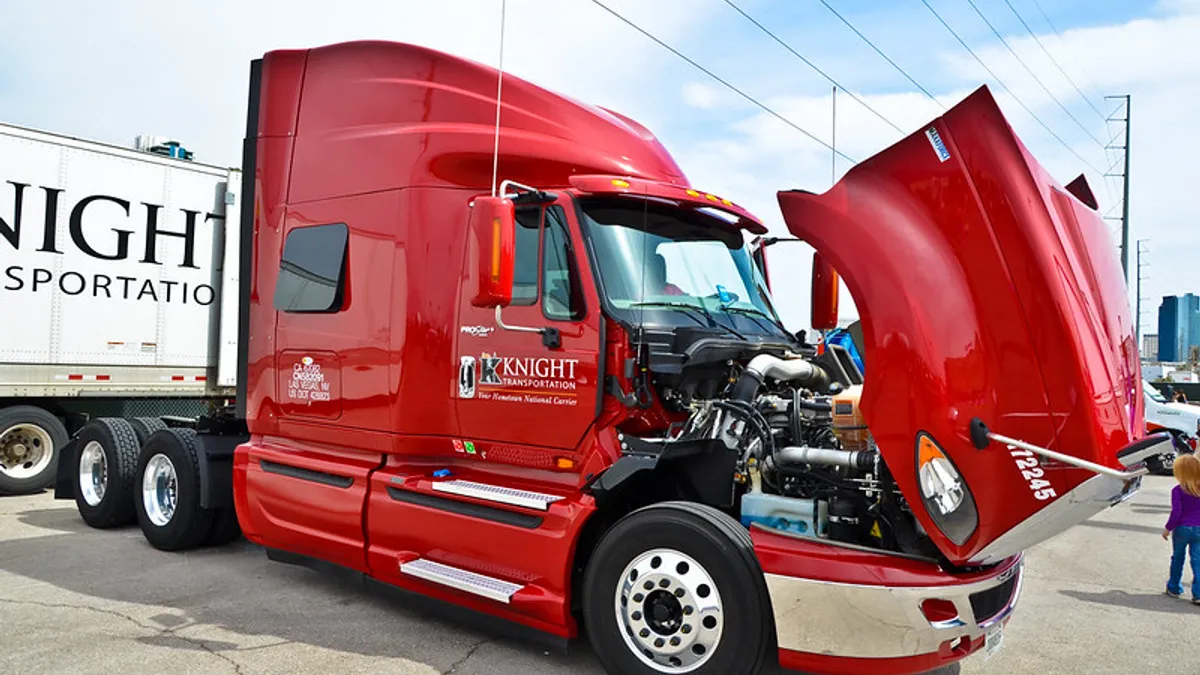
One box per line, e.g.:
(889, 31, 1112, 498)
(870, 521, 882, 539)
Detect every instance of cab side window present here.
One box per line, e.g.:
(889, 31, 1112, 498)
(542, 206, 584, 321)
(274, 223, 349, 313)
(510, 208, 541, 306)
(507, 205, 584, 321)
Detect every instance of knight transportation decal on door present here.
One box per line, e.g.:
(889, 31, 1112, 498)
(456, 352, 580, 406)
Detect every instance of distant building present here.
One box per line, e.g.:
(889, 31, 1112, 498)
(1143, 334, 1159, 360)
(1158, 294, 1200, 362)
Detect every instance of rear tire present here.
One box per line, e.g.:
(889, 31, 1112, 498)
(582, 502, 773, 675)
(202, 508, 242, 547)
(73, 418, 140, 528)
(0, 406, 68, 495)
(128, 417, 167, 447)
(135, 428, 213, 551)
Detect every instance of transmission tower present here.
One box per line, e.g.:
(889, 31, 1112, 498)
(1105, 95, 1131, 283)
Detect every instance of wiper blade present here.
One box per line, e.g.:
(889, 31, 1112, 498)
(630, 301, 748, 341)
(722, 306, 788, 336)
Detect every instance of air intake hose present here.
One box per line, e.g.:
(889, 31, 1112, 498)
(732, 354, 830, 402)
(774, 445, 876, 471)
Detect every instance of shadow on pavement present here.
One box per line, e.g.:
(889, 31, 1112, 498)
(1077, 520, 1164, 536)
(1059, 589, 1200, 615)
(0, 508, 606, 674)
(17, 507, 93, 534)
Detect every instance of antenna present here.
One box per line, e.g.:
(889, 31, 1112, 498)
(490, 0, 508, 198)
(831, 85, 837, 187)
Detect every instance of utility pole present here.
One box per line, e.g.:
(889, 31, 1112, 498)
(1136, 239, 1150, 356)
(1105, 95, 1131, 283)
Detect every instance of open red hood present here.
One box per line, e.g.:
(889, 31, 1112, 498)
(778, 86, 1145, 565)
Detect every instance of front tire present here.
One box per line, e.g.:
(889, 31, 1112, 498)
(583, 502, 773, 675)
(135, 428, 213, 551)
(0, 406, 68, 495)
(73, 418, 141, 528)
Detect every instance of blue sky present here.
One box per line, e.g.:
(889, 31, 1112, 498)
(1, 0, 1196, 341)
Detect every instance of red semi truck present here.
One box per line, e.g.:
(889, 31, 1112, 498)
(53, 41, 1168, 675)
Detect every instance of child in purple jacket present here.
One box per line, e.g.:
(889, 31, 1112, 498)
(1163, 453, 1200, 604)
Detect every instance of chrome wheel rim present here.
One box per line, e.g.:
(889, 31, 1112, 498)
(142, 453, 177, 527)
(614, 548, 724, 673)
(0, 424, 54, 480)
(78, 441, 107, 506)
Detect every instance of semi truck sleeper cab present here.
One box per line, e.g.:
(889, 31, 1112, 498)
(54, 40, 1169, 675)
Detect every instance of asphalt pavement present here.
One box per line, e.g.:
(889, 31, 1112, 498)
(0, 476, 1194, 675)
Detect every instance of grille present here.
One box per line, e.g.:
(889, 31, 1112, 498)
(969, 572, 1018, 624)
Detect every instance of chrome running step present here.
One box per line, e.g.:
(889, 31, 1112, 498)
(400, 558, 524, 604)
(431, 479, 563, 511)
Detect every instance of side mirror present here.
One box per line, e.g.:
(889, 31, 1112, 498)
(811, 250, 839, 330)
(469, 196, 515, 308)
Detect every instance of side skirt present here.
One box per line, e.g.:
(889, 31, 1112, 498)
(263, 547, 573, 654)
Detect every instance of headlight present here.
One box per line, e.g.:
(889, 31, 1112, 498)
(916, 433, 978, 545)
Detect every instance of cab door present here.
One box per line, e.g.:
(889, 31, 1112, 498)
(454, 199, 602, 452)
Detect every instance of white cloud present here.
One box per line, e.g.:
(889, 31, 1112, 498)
(664, 10, 1200, 339)
(682, 82, 720, 109)
(0, 0, 722, 166)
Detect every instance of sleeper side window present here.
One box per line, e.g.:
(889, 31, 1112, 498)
(541, 206, 584, 321)
(510, 207, 540, 306)
(274, 223, 349, 313)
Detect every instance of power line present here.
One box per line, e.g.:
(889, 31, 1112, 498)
(1028, 0, 1107, 104)
(586, 0, 857, 163)
(1000, 0, 1106, 120)
(919, 0, 1105, 177)
(815, 0, 944, 108)
(964, 0, 1104, 148)
(723, 0, 903, 134)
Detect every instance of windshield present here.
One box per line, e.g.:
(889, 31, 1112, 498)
(578, 196, 786, 337)
(1145, 381, 1167, 403)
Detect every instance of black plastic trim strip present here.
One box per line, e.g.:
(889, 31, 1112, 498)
(260, 459, 353, 488)
(386, 486, 543, 529)
(235, 58, 262, 420)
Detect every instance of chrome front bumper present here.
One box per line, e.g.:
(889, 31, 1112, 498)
(765, 557, 1022, 659)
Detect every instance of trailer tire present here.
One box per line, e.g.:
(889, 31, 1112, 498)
(203, 509, 242, 547)
(73, 418, 141, 528)
(582, 501, 773, 675)
(135, 428, 214, 551)
(128, 417, 167, 447)
(0, 405, 69, 495)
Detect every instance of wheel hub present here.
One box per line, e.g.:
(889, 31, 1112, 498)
(142, 453, 178, 527)
(0, 424, 54, 480)
(78, 441, 108, 507)
(646, 590, 683, 635)
(614, 548, 724, 673)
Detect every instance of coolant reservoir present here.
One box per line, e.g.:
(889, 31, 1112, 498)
(740, 492, 828, 537)
(832, 385, 869, 450)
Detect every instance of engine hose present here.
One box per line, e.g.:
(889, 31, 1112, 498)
(712, 400, 775, 459)
(793, 395, 832, 413)
(775, 445, 876, 471)
(732, 354, 830, 402)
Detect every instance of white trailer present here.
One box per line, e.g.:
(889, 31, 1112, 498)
(0, 122, 241, 494)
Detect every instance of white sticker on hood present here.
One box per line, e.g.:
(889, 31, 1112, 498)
(926, 127, 951, 163)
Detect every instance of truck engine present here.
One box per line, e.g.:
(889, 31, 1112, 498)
(647, 347, 944, 561)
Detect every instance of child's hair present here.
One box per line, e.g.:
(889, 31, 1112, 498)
(1174, 453, 1200, 498)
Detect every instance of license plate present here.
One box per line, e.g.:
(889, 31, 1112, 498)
(984, 625, 1004, 660)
